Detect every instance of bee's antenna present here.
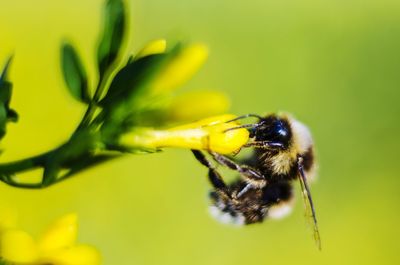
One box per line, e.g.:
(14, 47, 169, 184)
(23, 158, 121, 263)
(223, 114, 265, 133)
(224, 114, 263, 123)
(223, 123, 257, 132)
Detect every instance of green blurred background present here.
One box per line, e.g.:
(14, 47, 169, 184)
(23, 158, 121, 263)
(0, 0, 399, 264)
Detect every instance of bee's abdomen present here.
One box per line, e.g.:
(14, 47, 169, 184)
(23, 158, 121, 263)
(261, 181, 293, 204)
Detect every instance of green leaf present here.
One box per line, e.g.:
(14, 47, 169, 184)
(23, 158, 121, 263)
(0, 55, 12, 80)
(0, 56, 18, 141)
(100, 44, 182, 109)
(100, 53, 166, 108)
(0, 56, 13, 105)
(97, 45, 182, 132)
(61, 43, 90, 103)
(0, 79, 11, 105)
(0, 106, 7, 139)
(97, 0, 126, 76)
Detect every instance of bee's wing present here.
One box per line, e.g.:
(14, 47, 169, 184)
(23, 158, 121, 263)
(298, 163, 322, 250)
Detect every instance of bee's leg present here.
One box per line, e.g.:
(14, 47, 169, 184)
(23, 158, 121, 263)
(191, 150, 230, 195)
(209, 152, 267, 187)
(244, 141, 284, 149)
(223, 114, 265, 135)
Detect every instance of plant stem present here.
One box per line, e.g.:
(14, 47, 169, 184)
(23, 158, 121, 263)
(0, 64, 117, 187)
(0, 72, 109, 186)
(75, 67, 113, 131)
(0, 149, 53, 175)
(75, 80, 103, 131)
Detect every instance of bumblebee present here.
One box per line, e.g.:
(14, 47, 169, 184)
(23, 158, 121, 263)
(192, 113, 320, 249)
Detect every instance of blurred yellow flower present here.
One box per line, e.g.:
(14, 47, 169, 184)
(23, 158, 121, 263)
(0, 213, 101, 265)
(166, 90, 231, 122)
(151, 43, 209, 93)
(136, 39, 167, 59)
(119, 114, 249, 154)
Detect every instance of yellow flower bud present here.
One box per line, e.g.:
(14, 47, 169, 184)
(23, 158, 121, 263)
(0, 229, 39, 263)
(136, 39, 167, 59)
(167, 90, 230, 122)
(42, 245, 101, 265)
(151, 43, 209, 93)
(38, 213, 78, 253)
(119, 114, 249, 154)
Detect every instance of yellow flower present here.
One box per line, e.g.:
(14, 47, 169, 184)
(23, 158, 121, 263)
(166, 90, 231, 122)
(101, 42, 210, 127)
(120, 42, 240, 152)
(0, 213, 101, 265)
(135, 39, 167, 59)
(119, 114, 249, 154)
(151, 43, 209, 93)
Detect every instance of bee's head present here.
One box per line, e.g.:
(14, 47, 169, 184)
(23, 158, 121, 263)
(251, 115, 292, 149)
(226, 113, 316, 178)
(251, 114, 314, 153)
(251, 114, 316, 178)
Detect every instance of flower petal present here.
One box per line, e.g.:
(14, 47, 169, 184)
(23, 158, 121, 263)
(170, 114, 238, 129)
(167, 90, 230, 122)
(41, 244, 101, 265)
(151, 43, 208, 93)
(38, 213, 78, 253)
(0, 229, 38, 263)
(136, 39, 167, 59)
(119, 114, 249, 154)
(203, 121, 250, 154)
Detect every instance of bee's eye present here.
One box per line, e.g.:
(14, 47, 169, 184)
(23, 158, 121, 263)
(255, 117, 291, 148)
(274, 122, 290, 141)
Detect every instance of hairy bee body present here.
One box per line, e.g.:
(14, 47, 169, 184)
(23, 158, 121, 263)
(209, 178, 294, 225)
(250, 114, 316, 181)
(193, 113, 320, 244)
